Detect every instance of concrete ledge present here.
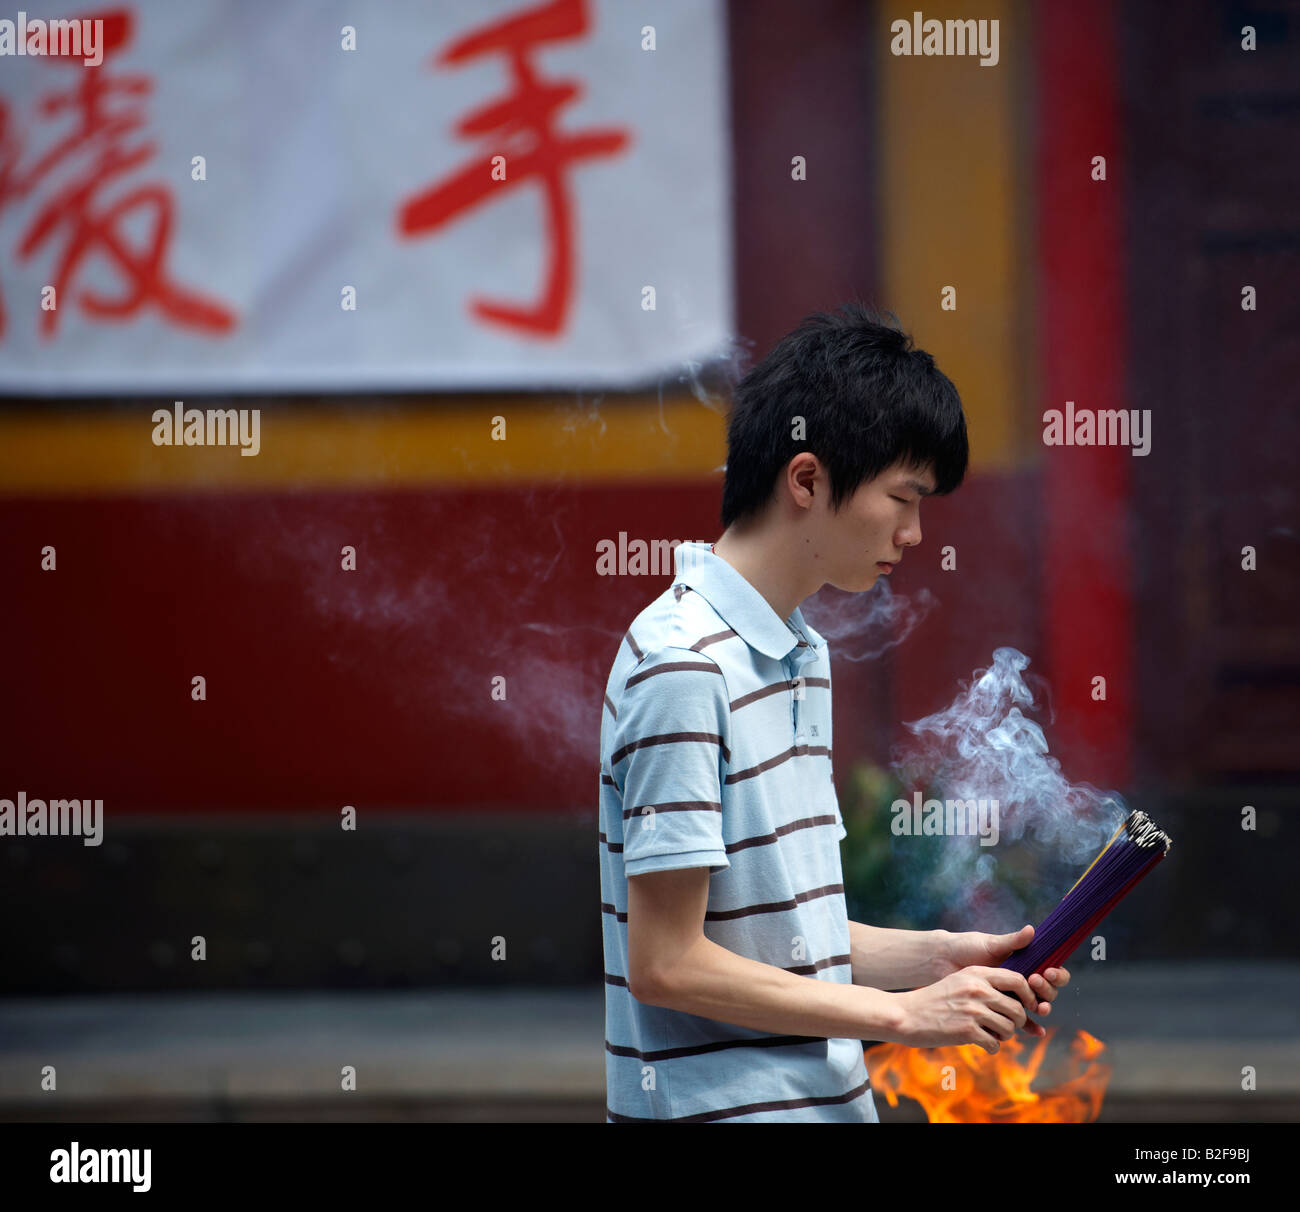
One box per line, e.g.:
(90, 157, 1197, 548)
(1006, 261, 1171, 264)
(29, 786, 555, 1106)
(0, 989, 604, 1104)
(1, 963, 1296, 1111)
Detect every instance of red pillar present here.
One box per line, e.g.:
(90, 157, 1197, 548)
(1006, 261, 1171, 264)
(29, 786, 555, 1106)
(1037, 0, 1133, 788)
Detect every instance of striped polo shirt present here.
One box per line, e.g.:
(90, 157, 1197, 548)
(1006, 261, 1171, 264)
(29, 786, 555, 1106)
(598, 540, 878, 1123)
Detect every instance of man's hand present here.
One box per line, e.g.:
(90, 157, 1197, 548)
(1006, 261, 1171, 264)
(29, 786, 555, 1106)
(893, 966, 1040, 1054)
(935, 924, 1071, 1033)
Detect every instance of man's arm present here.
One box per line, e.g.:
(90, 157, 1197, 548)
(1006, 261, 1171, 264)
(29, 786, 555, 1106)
(847, 920, 950, 990)
(629, 867, 907, 1041)
(850, 920, 1074, 1024)
(629, 869, 1042, 1050)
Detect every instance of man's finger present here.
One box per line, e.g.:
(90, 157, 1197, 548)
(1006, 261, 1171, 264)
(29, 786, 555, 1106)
(986, 969, 1036, 1012)
(1030, 973, 1059, 1004)
(993, 992, 1043, 1036)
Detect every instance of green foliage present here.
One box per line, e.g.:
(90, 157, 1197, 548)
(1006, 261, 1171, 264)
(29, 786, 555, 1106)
(839, 760, 1058, 932)
(839, 760, 938, 928)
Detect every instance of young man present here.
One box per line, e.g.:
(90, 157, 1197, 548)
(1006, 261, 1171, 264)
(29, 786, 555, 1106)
(597, 304, 1069, 1123)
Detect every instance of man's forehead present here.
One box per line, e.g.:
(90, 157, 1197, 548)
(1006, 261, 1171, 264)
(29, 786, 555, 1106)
(890, 464, 937, 494)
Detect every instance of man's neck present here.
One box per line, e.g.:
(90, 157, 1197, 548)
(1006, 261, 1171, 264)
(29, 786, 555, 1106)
(711, 521, 822, 623)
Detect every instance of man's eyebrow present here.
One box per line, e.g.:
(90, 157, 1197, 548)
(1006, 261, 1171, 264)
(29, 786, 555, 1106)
(904, 479, 936, 496)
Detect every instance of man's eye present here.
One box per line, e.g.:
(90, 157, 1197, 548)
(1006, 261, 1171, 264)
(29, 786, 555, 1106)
(891, 495, 911, 504)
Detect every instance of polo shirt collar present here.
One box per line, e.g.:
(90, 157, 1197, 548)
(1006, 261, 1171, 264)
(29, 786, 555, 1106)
(672, 541, 823, 661)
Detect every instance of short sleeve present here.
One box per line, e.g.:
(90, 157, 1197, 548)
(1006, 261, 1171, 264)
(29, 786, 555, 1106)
(609, 648, 731, 877)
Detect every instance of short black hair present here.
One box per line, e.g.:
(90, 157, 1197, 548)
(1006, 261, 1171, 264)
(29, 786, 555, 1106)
(720, 302, 968, 530)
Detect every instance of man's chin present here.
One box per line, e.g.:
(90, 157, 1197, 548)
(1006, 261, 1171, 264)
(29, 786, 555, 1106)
(829, 571, 883, 594)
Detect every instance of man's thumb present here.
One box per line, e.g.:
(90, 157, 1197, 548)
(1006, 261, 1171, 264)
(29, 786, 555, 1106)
(984, 924, 1033, 962)
(993, 924, 1033, 950)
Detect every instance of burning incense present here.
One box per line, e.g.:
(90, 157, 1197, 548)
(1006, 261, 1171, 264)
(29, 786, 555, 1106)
(1000, 809, 1172, 978)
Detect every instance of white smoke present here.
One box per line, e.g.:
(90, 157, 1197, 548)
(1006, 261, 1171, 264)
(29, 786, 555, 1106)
(883, 646, 1130, 926)
(802, 578, 937, 662)
(893, 646, 1126, 863)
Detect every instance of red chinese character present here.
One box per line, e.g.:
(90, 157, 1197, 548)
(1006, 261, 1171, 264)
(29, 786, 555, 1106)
(0, 8, 236, 341)
(397, 0, 631, 337)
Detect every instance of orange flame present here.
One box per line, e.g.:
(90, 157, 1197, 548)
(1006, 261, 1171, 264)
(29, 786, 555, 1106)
(864, 1029, 1111, 1122)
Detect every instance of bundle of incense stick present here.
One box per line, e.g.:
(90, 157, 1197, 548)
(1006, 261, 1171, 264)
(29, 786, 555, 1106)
(1000, 809, 1172, 978)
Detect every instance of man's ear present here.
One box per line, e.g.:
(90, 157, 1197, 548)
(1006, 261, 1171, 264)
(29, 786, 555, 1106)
(788, 453, 820, 504)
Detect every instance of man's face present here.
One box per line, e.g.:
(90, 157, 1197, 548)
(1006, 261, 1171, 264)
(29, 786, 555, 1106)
(817, 460, 936, 593)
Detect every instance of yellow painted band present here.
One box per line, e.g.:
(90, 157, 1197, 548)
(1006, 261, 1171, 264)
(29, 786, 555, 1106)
(875, 0, 1028, 470)
(0, 394, 727, 495)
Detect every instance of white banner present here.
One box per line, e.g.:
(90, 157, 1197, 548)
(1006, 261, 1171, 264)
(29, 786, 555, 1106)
(0, 0, 732, 394)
